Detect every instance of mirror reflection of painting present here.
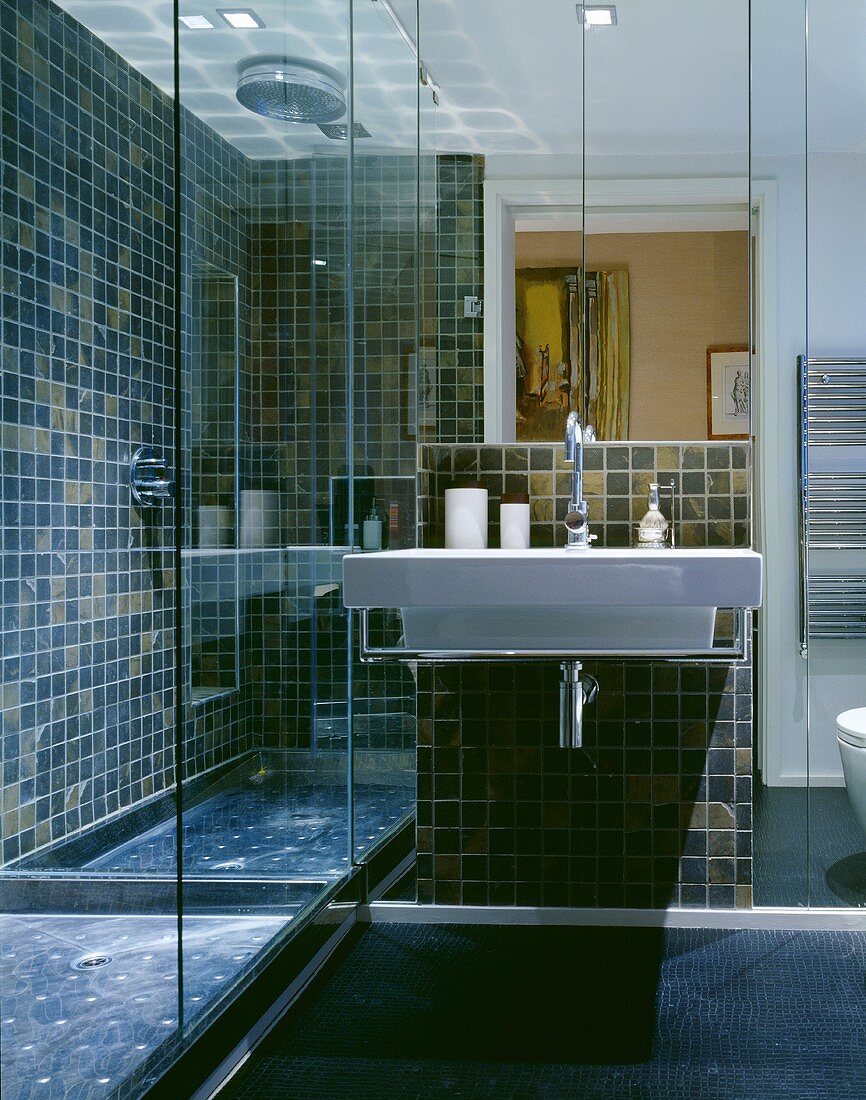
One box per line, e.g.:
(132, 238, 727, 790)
(515, 267, 630, 442)
(707, 346, 750, 439)
(727, 365, 750, 419)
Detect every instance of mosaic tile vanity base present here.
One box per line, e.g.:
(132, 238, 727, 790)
(416, 661, 752, 909)
(415, 442, 752, 908)
(0, 913, 289, 1100)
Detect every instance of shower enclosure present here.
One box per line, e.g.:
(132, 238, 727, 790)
(0, 0, 420, 1096)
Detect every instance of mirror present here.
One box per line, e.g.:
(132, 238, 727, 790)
(415, 0, 750, 444)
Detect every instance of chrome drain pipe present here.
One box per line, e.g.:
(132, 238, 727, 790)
(559, 661, 599, 749)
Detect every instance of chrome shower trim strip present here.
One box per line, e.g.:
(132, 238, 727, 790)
(198, 910, 359, 1099)
(359, 903, 866, 932)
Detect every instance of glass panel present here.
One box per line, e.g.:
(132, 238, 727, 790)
(750, 0, 810, 906)
(408, 0, 585, 908)
(349, 0, 419, 867)
(1, 0, 182, 1094)
(3, 0, 422, 1092)
(581, 0, 751, 911)
(805, 0, 866, 907)
(177, 0, 354, 1037)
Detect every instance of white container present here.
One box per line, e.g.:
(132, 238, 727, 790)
(363, 508, 383, 551)
(500, 493, 530, 549)
(240, 489, 280, 549)
(198, 505, 232, 548)
(445, 483, 488, 549)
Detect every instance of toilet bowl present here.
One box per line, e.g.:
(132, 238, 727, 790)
(837, 708, 866, 841)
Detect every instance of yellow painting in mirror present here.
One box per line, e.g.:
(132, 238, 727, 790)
(515, 267, 630, 441)
(515, 267, 574, 442)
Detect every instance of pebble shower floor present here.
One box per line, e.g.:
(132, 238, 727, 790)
(0, 773, 414, 1099)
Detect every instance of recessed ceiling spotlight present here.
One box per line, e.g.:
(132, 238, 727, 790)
(578, 5, 618, 27)
(218, 9, 265, 29)
(179, 14, 214, 29)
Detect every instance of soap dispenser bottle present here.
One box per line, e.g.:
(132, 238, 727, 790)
(636, 482, 669, 548)
(362, 502, 383, 551)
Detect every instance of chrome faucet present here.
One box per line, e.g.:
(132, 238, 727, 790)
(564, 410, 594, 549)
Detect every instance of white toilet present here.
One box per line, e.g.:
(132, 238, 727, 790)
(837, 708, 866, 841)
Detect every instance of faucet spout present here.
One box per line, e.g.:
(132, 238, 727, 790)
(564, 410, 593, 548)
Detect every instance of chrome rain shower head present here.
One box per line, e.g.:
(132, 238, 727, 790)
(317, 121, 371, 140)
(236, 59, 346, 123)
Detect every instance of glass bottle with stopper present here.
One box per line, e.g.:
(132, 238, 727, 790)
(635, 482, 670, 548)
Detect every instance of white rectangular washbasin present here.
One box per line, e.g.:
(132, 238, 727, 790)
(342, 547, 763, 654)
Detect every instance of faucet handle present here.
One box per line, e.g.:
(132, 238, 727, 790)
(564, 504, 588, 532)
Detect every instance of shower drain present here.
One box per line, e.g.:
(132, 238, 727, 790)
(72, 954, 113, 971)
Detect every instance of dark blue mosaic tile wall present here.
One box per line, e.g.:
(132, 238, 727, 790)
(245, 156, 416, 752)
(0, 0, 250, 861)
(178, 105, 253, 775)
(0, 1, 479, 864)
(429, 155, 485, 445)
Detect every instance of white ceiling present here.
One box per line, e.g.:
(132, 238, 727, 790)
(398, 0, 749, 159)
(55, 0, 866, 161)
(56, 0, 419, 158)
(399, 0, 866, 159)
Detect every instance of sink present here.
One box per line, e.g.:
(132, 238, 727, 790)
(342, 547, 763, 654)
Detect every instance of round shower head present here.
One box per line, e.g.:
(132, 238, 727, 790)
(236, 59, 346, 123)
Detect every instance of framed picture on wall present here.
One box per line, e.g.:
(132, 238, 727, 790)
(706, 345, 750, 440)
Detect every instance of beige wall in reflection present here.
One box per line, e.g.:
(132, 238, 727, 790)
(516, 230, 748, 440)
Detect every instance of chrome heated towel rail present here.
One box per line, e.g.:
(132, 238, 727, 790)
(799, 356, 866, 653)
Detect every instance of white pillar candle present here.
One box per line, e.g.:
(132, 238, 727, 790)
(198, 505, 232, 548)
(500, 493, 530, 549)
(445, 483, 488, 549)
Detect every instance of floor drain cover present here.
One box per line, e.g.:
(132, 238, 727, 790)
(72, 954, 113, 971)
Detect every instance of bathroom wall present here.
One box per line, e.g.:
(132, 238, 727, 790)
(428, 155, 485, 445)
(1, 1, 423, 866)
(420, 441, 750, 550)
(803, 150, 866, 782)
(1, 0, 251, 861)
(181, 110, 254, 776)
(243, 154, 419, 751)
(1, 0, 177, 861)
(415, 442, 753, 908)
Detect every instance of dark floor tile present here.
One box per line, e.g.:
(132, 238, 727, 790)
(226, 923, 866, 1100)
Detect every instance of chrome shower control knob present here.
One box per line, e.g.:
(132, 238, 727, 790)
(130, 445, 175, 507)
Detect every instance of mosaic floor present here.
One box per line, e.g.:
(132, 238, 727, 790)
(754, 785, 866, 907)
(84, 773, 415, 879)
(227, 923, 866, 1100)
(0, 913, 288, 1100)
(1, 772, 415, 1099)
